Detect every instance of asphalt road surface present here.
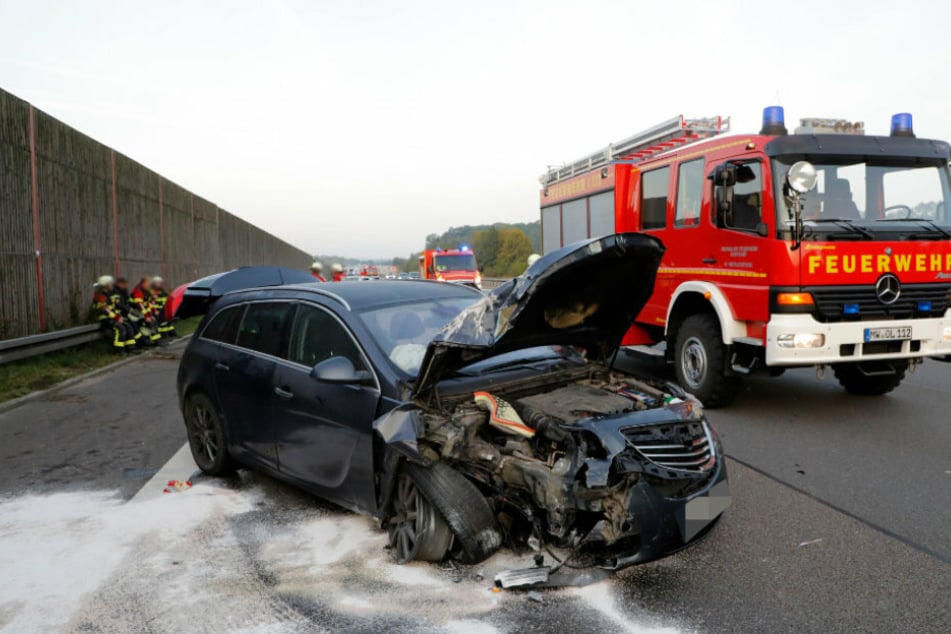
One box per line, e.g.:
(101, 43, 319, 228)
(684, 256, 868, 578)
(0, 345, 948, 633)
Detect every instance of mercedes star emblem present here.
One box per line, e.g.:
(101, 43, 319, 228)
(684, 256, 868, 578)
(875, 273, 901, 305)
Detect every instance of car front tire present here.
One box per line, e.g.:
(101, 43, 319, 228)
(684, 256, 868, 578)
(389, 462, 501, 564)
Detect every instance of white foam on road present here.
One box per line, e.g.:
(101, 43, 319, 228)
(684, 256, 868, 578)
(0, 454, 684, 632)
(0, 485, 255, 633)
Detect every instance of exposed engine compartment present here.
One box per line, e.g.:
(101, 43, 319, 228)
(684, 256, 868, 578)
(413, 365, 719, 561)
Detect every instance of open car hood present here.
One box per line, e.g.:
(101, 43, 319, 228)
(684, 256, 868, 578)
(413, 233, 665, 399)
(167, 266, 315, 320)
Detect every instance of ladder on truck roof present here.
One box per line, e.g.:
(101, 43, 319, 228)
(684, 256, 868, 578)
(540, 115, 730, 186)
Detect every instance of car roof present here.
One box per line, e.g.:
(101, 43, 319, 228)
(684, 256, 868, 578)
(240, 279, 482, 311)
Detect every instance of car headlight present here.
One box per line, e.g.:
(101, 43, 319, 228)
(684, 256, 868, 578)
(777, 333, 825, 348)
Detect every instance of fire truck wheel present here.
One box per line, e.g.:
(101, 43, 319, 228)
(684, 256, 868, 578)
(673, 314, 739, 408)
(832, 362, 907, 396)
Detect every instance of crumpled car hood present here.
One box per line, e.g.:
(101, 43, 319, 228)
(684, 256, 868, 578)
(413, 233, 665, 398)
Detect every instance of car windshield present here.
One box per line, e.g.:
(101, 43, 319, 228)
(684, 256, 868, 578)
(773, 158, 951, 228)
(434, 254, 476, 271)
(357, 297, 477, 375)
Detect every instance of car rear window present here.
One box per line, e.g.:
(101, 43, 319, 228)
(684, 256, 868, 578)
(201, 305, 245, 344)
(236, 302, 295, 357)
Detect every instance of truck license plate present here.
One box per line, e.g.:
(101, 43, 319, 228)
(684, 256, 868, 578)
(864, 327, 912, 342)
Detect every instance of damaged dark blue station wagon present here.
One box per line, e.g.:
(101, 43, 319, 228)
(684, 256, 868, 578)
(176, 234, 730, 570)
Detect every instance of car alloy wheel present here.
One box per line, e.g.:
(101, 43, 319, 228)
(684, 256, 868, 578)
(189, 402, 220, 466)
(388, 471, 453, 563)
(185, 393, 235, 476)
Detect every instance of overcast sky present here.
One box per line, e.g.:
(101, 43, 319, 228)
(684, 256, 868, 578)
(1, 0, 949, 259)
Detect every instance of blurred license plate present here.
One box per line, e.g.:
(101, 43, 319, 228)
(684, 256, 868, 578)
(864, 327, 911, 342)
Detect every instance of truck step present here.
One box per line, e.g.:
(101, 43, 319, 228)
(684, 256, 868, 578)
(623, 343, 667, 358)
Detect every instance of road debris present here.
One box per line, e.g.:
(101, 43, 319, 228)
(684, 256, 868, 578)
(162, 479, 192, 494)
(798, 538, 823, 547)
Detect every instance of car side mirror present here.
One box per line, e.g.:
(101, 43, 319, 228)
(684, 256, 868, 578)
(756, 222, 769, 237)
(310, 356, 373, 386)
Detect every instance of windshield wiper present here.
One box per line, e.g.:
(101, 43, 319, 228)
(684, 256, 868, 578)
(873, 217, 951, 239)
(806, 218, 874, 239)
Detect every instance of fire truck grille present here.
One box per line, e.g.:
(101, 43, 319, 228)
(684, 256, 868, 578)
(808, 283, 951, 322)
(623, 422, 714, 472)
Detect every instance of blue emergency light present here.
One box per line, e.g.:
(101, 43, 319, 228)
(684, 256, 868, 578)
(917, 300, 932, 312)
(843, 303, 860, 315)
(761, 105, 788, 135)
(459, 244, 470, 252)
(890, 113, 915, 137)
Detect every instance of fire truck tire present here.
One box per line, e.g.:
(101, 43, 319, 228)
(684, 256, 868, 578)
(673, 314, 739, 408)
(832, 362, 907, 396)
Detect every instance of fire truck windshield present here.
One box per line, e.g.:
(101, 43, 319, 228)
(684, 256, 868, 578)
(773, 158, 951, 236)
(434, 254, 477, 271)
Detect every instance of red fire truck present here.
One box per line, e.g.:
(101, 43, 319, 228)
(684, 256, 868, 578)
(419, 246, 482, 289)
(540, 108, 951, 406)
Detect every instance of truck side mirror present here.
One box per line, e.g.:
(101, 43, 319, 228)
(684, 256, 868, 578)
(713, 164, 736, 228)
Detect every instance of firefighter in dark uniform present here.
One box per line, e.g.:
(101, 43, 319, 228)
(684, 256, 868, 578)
(92, 276, 135, 352)
(113, 277, 147, 348)
(150, 276, 176, 337)
(131, 276, 162, 344)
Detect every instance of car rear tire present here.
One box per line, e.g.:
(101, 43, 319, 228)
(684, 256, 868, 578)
(674, 314, 739, 408)
(832, 361, 907, 396)
(185, 393, 236, 476)
(394, 462, 501, 564)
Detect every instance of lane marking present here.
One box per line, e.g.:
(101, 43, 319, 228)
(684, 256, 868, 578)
(727, 456, 951, 565)
(130, 443, 199, 504)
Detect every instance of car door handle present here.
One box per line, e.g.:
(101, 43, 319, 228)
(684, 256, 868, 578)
(702, 258, 717, 264)
(273, 386, 294, 400)
(215, 362, 230, 371)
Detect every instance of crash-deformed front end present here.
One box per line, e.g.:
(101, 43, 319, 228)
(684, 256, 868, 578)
(569, 396, 731, 568)
(376, 370, 731, 570)
(375, 233, 730, 569)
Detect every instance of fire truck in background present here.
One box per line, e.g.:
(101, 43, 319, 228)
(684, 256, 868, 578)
(540, 108, 951, 406)
(419, 246, 482, 289)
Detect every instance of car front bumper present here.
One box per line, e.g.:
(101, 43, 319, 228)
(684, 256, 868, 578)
(599, 459, 731, 570)
(765, 313, 951, 365)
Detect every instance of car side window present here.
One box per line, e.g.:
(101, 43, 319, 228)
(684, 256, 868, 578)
(288, 303, 366, 371)
(202, 305, 245, 344)
(236, 302, 295, 357)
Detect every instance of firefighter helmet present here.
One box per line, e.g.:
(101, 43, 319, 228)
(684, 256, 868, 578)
(527, 253, 541, 267)
(96, 275, 115, 287)
(152, 276, 164, 285)
(311, 261, 323, 271)
(331, 263, 344, 273)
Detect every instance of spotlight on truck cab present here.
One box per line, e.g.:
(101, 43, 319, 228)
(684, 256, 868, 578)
(786, 161, 817, 194)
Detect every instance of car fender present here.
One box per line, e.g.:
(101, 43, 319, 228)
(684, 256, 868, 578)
(372, 404, 427, 518)
(666, 281, 746, 344)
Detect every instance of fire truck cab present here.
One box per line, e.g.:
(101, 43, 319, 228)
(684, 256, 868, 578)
(419, 246, 482, 289)
(540, 108, 951, 406)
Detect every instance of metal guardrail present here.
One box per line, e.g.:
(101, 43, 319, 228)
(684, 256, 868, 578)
(481, 277, 510, 290)
(0, 324, 103, 365)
